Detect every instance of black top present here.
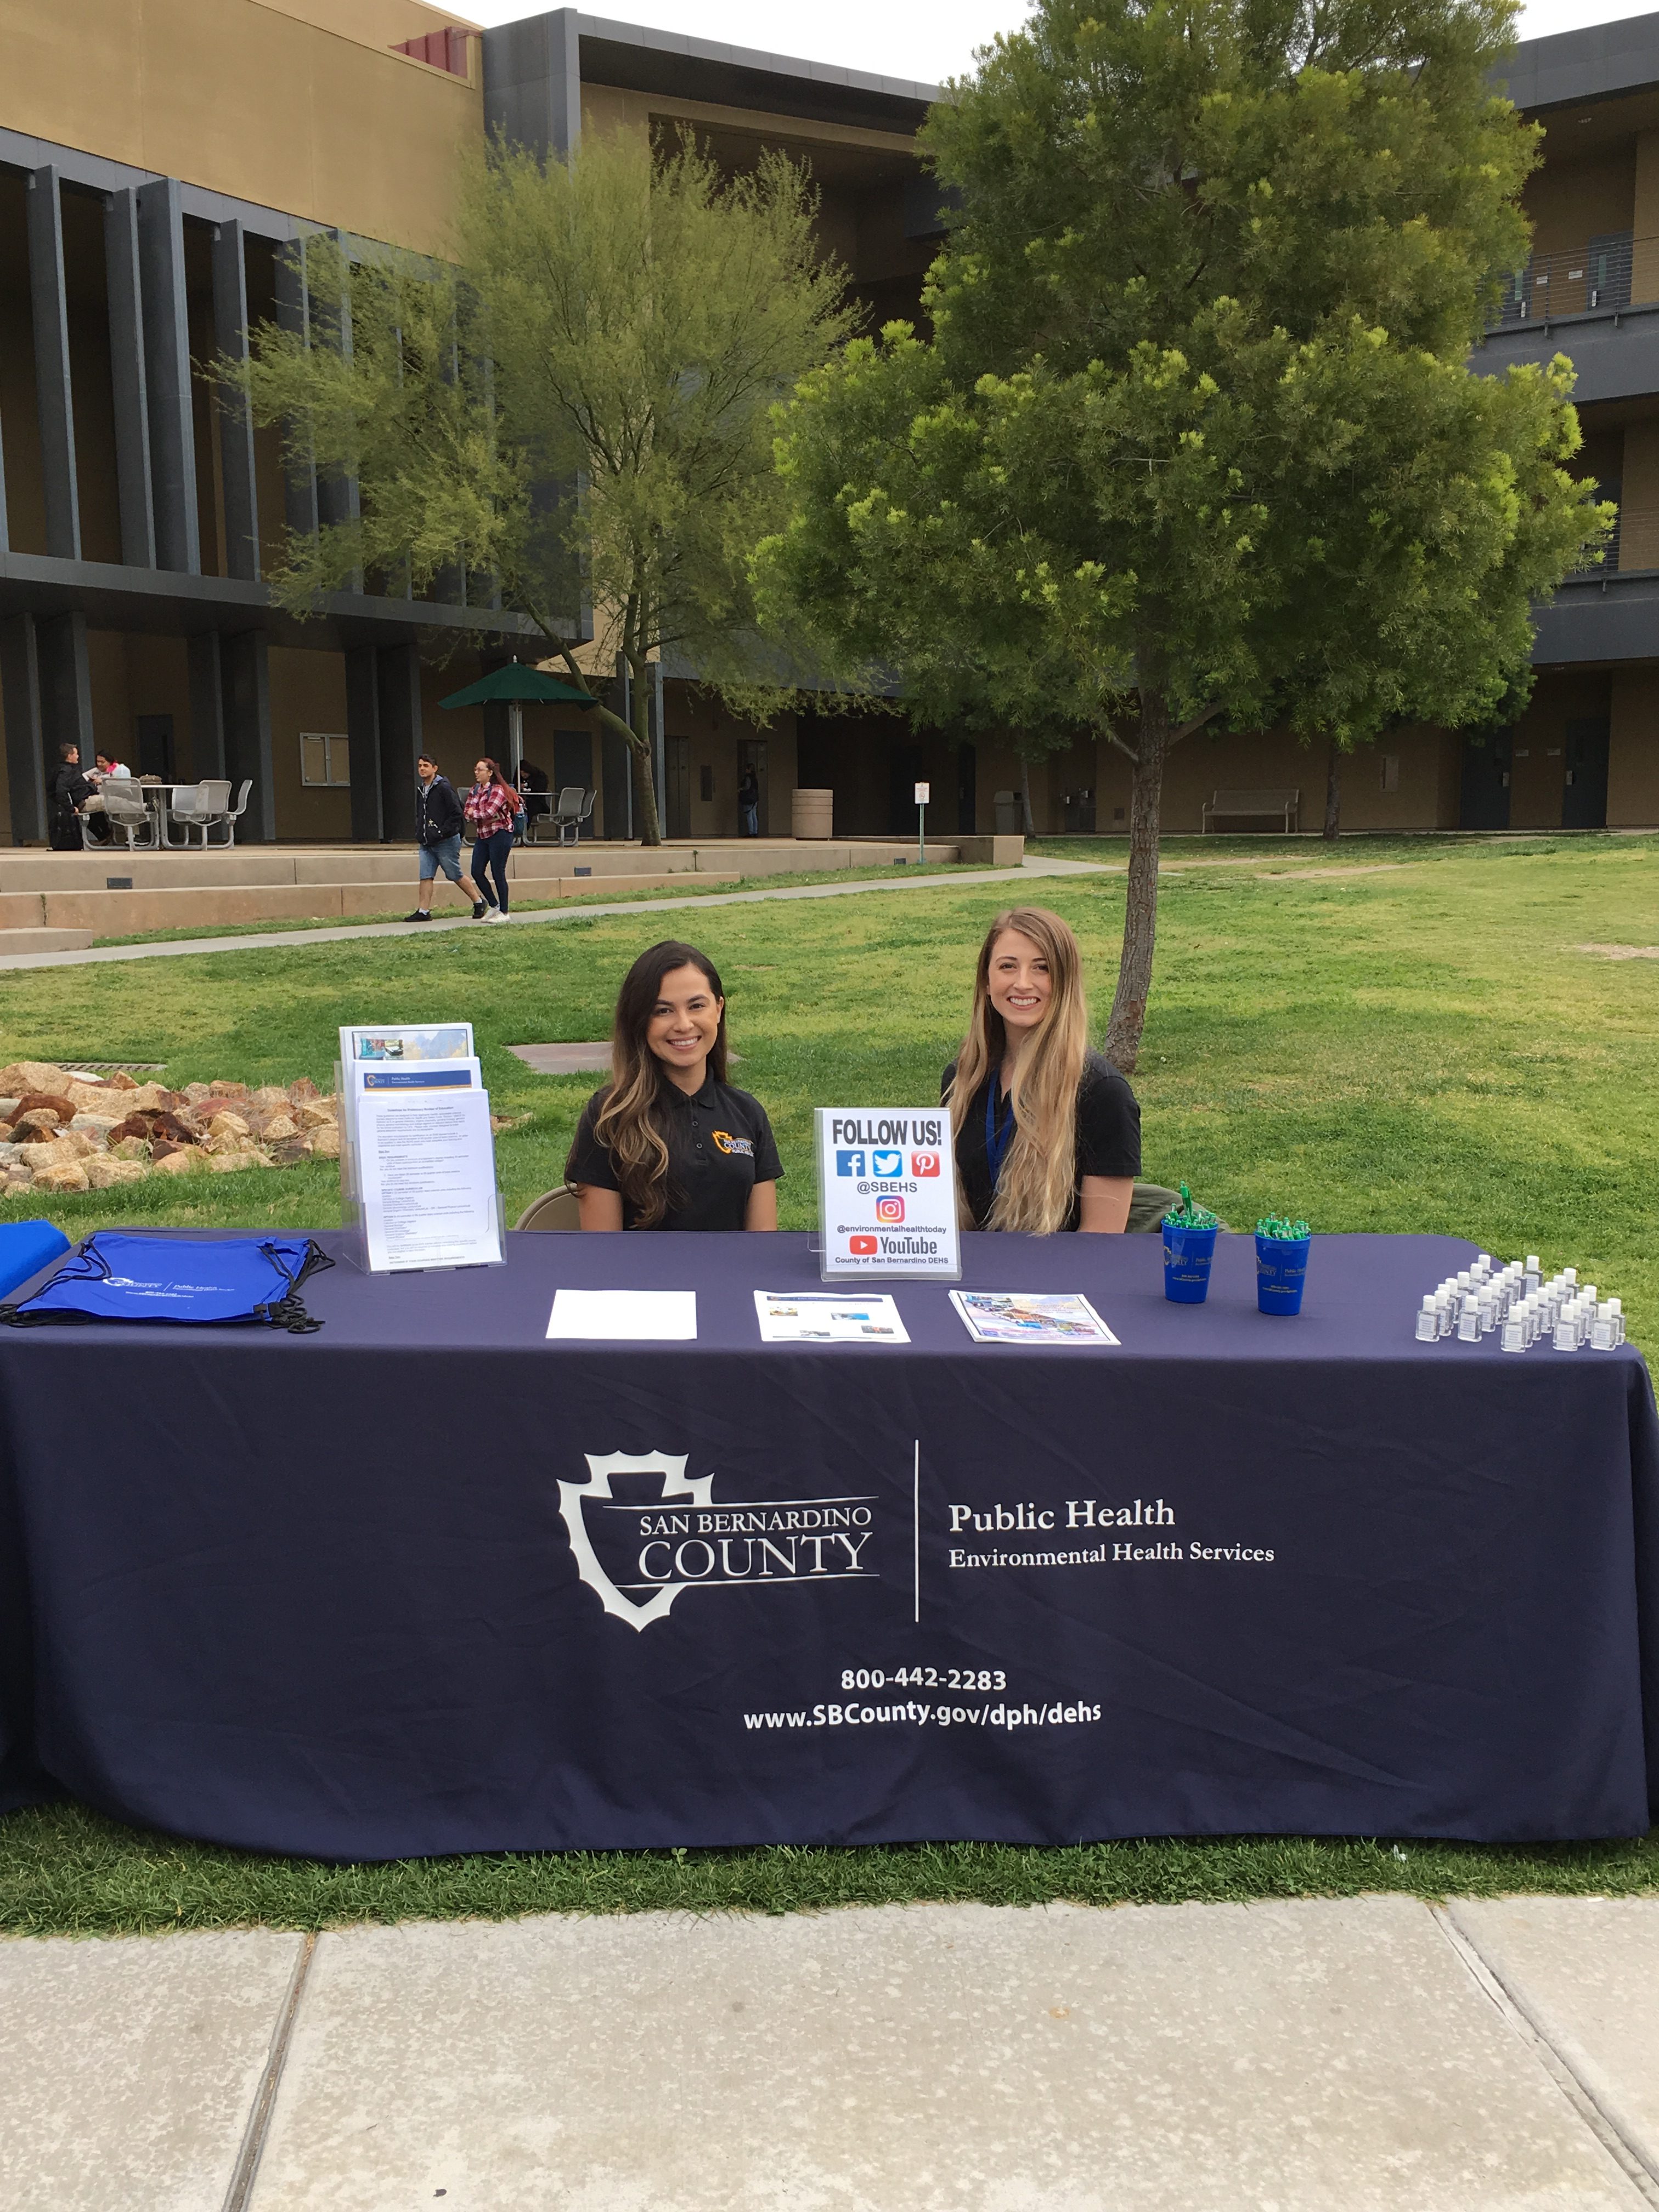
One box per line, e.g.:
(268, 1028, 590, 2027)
(943, 1049, 1141, 1231)
(416, 775, 465, 847)
(566, 1073, 783, 1231)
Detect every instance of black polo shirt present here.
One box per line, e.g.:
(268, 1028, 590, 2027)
(566, 1074, 783, 1231)
(944, 1050, 1141, 1230)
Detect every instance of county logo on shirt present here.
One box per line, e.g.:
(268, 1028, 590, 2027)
(712, 1130, 754, 1158)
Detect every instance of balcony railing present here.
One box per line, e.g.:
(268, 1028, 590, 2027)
(1490, 232, 1640, 326)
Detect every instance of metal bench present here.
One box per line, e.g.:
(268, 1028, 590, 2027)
(1201, 787, 1300, 833)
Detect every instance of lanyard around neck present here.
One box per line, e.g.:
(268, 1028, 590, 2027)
(985, 1075, 1015, 1191)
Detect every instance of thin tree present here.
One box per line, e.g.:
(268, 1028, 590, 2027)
(756, 0, 1607, 1067)
(230, 133, 855, 844)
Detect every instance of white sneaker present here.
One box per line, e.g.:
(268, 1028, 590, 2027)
(487, 909, 510, 923)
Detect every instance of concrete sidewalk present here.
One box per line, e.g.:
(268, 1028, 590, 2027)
(0, 856, 1109, 975)
(2, 1895, 1656, 2210)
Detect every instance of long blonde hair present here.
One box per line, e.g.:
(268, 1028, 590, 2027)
(577, 940, 727, 1229)
(946, 908, 1089, 1234)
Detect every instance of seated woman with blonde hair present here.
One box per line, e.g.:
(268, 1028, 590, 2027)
(943, 906, 1139, 1233)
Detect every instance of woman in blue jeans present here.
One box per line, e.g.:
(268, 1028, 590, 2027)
(464, 759, 518, 922)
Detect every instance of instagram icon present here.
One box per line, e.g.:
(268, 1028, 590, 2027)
(875, 1195, 905, 1224)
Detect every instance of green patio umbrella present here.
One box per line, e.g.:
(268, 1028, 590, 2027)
(438, 665, 599, 710)
(439, 663, 599, 785)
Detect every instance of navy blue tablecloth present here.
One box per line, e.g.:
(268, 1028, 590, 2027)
(0, 1229, 1654, 1856)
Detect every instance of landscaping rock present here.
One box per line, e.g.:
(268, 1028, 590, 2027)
(14, 1096, 75, 1124)
(70, 1115, 121, 1137)
(0, 1063, 73, 1097)
(295, 1100, 337, 1130)
(309, 1123, 341, 1160)
(251, 1085, 290, 1109)
(122, 1084, 177, 1113)
(289, 1077, 321, 1103)
(267, 1136, 314, 1166)
(110, 1136, 151, 1162)
(208, 1081, 249, 1099)
(207, 1111, 251, 1141)
(32, 1161, 89, 1193)
(85, 1158, 149, 1190)
(262, 1114, 299, 1142)
(18, 1142, 69, 1170)
(182, 1082, 214, 1103)
(210, 1149, 272, 1173)
(152, 1149, 198, 1177)
(12, 1111, 60, 1138)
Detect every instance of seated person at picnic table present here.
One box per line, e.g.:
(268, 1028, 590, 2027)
(567, 940, 780, 1232)
(49, 743, 108, 848)
(943, 906, 1140, 1233)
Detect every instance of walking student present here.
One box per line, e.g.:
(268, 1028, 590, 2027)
(943, 906, 1140, 1233)
(405, 754, 478, 922)
(566, 939, 781, 1231)
(464, 758, 518, 922)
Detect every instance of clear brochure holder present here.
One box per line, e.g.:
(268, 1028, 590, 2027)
(336, 1059, 506, 1274)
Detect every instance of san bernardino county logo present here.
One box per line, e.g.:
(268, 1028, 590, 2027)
(558, 1452, 878, 1632)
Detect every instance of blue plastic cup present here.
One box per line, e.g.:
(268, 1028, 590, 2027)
(1163, 1220, 1218, 1304)
(1256, 1233, 1311, 1316)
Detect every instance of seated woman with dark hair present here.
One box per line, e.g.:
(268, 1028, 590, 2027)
(566, 939, 781, 1231)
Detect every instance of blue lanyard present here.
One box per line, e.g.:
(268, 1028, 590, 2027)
(985, 1076, 1014, 1192)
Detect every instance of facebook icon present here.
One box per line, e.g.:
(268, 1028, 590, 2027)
(836, 1149, 865, 1177)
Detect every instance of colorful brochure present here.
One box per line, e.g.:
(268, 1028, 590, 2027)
(754, 1291, 910, 1344)
(949, 1290, 1120, 1347)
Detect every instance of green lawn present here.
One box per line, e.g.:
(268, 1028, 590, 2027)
(2, 831, 1655, 1930)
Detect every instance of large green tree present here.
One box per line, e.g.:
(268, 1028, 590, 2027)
(755, 0, 1607, 1066)
(233, 132, 854, 844)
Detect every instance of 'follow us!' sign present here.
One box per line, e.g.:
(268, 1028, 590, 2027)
(815, 1108, 961, 1280)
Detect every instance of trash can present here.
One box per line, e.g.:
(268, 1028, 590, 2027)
(994, 790, 1021, 836)
(792, 788, 833, 840)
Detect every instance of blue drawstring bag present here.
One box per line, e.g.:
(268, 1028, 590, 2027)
(0, 1232, 333, 1334)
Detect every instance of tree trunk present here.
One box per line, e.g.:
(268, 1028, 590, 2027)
(1019, 755, 1035, 837)
(1103, 692, 1169, 1076)
(1323, 736, 1341, 843)
(625, 650, 663, 848)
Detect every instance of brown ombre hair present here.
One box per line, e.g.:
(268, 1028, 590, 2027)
(582, 940, 727, 1227)
(944, 907, 1090, 1234)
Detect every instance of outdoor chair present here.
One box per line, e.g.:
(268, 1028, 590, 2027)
(515, 1184, 583, 1232)
(206, 779, 254, 847)
(83, 781, 157, 853)
(169, 779, 233, 848)
(552, 787, 595, 845)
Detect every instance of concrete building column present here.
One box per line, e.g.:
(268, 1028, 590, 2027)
(104, 187, 158, 569)
(136, 178, 201, 574)
(344, 644, 384, 841)
(212, 221, 261, 583)
(376, 646, 422, 843)
(221, 633, 275, 842)
(26, 167, 81, 561)
(0, 615, 47, 844)
(483, 7, 581, 163)
(188, 633, 228, 781)
(37, 612, 95, 767)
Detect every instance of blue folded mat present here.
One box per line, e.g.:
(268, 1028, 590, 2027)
(0, 1231, 332, 1332)
(0, 1220, 70, 1302)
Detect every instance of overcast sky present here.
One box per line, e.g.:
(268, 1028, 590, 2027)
(452, 0, 1659, 88)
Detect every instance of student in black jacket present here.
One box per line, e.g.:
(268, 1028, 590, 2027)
(406, 754, 488, 921)
(49, 744, 99, 850)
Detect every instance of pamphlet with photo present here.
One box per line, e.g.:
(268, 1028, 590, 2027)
(754, 1291, 910, 1344)
(949, 1290, 1120, 1347)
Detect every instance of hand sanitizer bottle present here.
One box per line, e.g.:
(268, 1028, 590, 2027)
(1416, 1295, 1438, 1342)
(1526, 1255, 1541, 1294)
(1501, 1312, 1526, 1353)
(1459, 1302, 1481, 1342)
(1608, 1297, 1625, 1346)
(1592, 1303, 1615, 1351)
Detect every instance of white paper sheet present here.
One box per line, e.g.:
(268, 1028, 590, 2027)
(546, 1289, 698, 1341)
(356, 1086, 500, 1272)
(753, 1291, 910, 1344)
(949, 1290, 1120, 1347)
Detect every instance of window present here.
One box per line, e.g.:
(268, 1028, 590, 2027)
(301, 733, 351, 788)
(392, 27, 470, 75)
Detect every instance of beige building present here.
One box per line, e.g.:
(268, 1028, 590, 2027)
(1, 2, 1654, 842)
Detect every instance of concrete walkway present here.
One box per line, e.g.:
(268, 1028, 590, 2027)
(2, 1894, 1656, 2210)
(0, 856, 1110, 975)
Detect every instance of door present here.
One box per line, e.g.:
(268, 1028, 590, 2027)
(134, 714, 174, 780)
(1459, 731, 1512, 831)
(1561, 718, 1610, 830)
(889, 741, 924, 837)
(957, 742, 977, 833)
(737, 737, 768, 836)
(664, 735, 691, 839)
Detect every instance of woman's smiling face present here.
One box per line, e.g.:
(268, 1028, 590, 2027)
(986, 929, 1052, 1037)
(647, 963, 723, 1082)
